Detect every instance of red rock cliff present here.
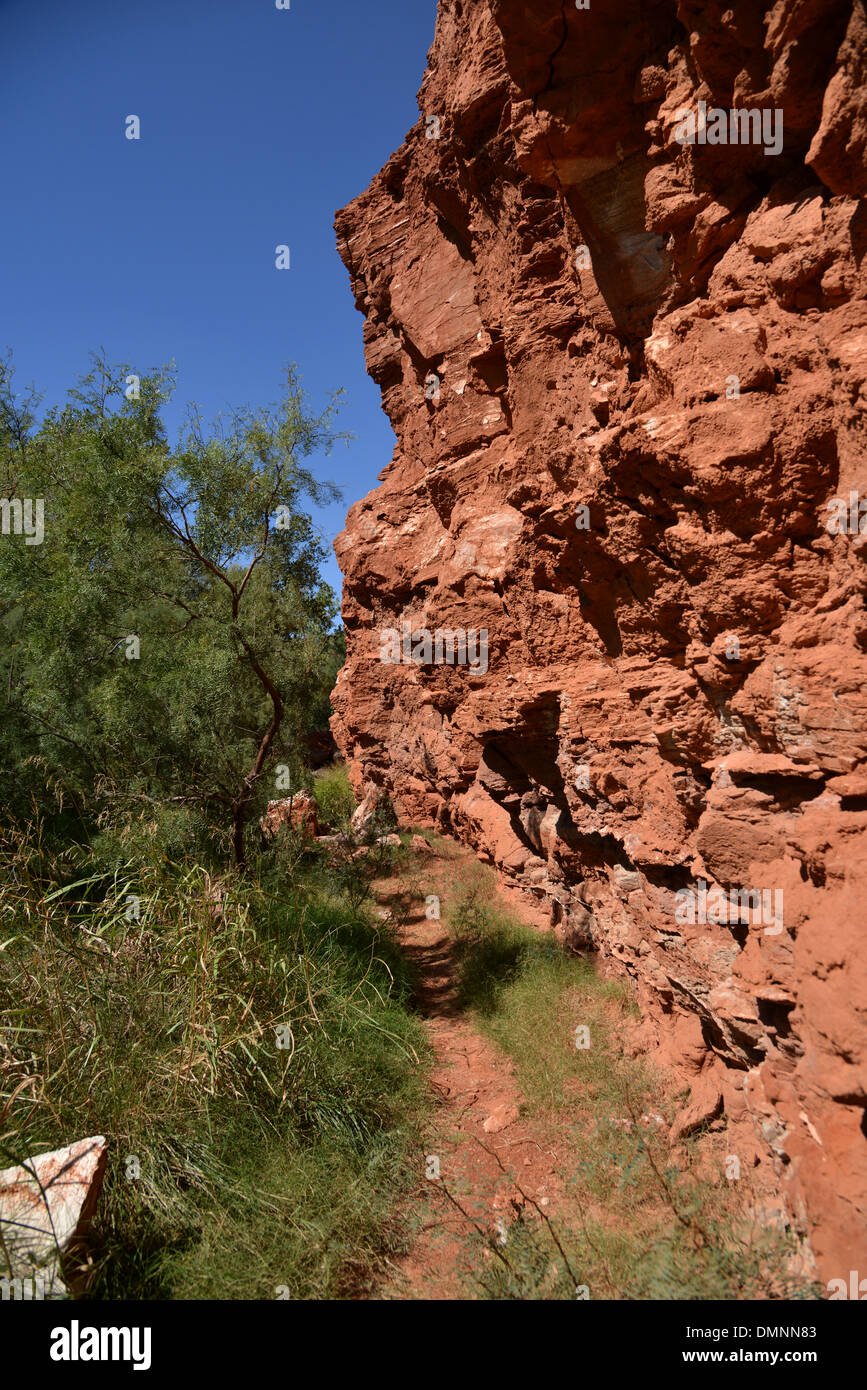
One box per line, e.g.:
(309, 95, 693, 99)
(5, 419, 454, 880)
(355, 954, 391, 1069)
(332, 0, 867, 1281)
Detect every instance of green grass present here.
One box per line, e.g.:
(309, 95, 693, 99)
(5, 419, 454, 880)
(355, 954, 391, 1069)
(313, 762, 357, 833)
(0, 819, 431, 1300)
(0, 803, 823, 1302)
(446, 869, 821, 1302)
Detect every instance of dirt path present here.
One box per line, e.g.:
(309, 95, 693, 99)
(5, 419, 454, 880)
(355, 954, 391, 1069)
(372, 844, 568, 1300)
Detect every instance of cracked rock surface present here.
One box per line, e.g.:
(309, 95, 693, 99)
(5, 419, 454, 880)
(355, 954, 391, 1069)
(331, 0, 867, 1279)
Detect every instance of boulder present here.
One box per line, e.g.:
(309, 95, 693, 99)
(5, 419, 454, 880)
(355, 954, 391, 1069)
(349, 785, 397, 837)
(261, 789, 320, 840)
(669, 1085, 725, 1143)
(0, 1136, 107, 1298)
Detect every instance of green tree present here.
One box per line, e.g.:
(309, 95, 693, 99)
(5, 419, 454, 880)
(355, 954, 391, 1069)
(0, 352, 345, 866)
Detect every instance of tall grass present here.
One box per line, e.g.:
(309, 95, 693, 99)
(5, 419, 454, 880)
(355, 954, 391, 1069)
(0, 814, 430, 1299)
(446, 870, 821, 1301)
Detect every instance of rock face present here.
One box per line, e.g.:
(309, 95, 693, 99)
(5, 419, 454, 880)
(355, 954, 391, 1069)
(332, 0, 867, 1281)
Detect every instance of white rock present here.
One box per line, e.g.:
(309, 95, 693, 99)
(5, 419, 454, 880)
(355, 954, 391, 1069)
(0, 1136, 107, 1298)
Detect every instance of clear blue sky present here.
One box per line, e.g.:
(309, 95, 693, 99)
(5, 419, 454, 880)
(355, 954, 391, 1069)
(0, 0, 437, 603)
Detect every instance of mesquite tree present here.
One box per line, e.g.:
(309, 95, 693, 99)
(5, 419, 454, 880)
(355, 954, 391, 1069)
(0, 352, 344, 866)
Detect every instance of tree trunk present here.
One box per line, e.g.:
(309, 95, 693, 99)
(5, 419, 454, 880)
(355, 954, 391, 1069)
(230, 633, 284, 869)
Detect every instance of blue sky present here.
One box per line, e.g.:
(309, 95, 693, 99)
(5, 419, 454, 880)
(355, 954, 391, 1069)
(0, 0, 438, 603)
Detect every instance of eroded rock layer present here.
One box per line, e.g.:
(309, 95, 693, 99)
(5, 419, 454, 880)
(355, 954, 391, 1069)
(332, 0, 867, 1279)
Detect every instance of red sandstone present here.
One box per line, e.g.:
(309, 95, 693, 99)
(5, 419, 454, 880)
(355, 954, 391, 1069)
(332, 0, 867, 1282)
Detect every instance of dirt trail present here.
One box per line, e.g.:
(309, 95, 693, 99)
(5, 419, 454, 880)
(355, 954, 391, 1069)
(372, 844, 568, 1300)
